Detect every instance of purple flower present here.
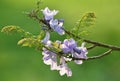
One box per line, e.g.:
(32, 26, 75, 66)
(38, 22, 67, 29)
(61, 38, 88, 64)
(49, 19, 65, 35)
(41, 7, 58, 21)
(73, 43, 88, 64)
(62, 38, 77, 53)
(42, 48, 59, 70)
(73, 43, 88, 59)
(58, 56, 72, 77)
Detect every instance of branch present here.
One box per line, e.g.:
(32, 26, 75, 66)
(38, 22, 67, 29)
(28, 14, 120, 51)
(72, 49, 113, 61)
(87, 44, 97, 50)
(43, 44, 113, 61)
(64, 29, 120, 51)
(87, 49, 113, 60)
(27, 13, 120, 61)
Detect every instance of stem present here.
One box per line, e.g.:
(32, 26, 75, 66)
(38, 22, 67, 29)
(87, 49, 113, 60)
(87, 44, 97, 50)
(72, 49, 112, 60)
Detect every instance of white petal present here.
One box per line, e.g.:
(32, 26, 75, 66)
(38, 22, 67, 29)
(45, 40, 52, 47)
(59, 68, 66, 76)
(81, 42, 86, 47)
(74, 60, 83, 64)
(63, 57, 72, 61)
(58, 22, 63, 27)
(66, 69, 72, 77)
(50, 62, 59, 70)
(43, 59, 52, 65)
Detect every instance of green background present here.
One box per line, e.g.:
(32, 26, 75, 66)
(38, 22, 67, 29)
(0, 0, 120, 81)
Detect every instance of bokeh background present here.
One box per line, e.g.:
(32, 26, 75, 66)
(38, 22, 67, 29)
(0, 0, 120, 81)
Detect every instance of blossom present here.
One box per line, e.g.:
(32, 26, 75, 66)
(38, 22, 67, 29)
(61, 38, 77, 53)
(58, 56, 72, 77)
(42, 48, 58, 70)
(41, 7, 58, 21)
(40, 6, 89, 77)
(73, 43, 88, 64)
(49, 19, 65, 35)
(73, 43, 88, 59)
(61, 38, 88, 64)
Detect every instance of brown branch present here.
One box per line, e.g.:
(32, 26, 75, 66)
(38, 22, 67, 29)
(72, 49, 113, 60)
(87, 44, 97, 50)
(64, 29, 120, 51)
(87, 49, 113, 60)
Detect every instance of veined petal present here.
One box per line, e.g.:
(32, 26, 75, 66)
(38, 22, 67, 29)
(61, 44, 71, 53)
(62, 38, 77, 54)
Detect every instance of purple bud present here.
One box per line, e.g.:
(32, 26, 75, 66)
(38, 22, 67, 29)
(41, 31, 50, 44)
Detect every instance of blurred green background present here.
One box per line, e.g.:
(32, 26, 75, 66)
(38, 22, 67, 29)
(0, 0, 120, 81)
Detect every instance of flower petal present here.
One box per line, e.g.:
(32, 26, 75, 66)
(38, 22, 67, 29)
(41, 31, 50, 44)
(74, 60, 83, 64)
(41, 7, 58, 20)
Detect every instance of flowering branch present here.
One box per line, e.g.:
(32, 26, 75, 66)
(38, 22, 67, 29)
(1, 3, 120, 77)
(27, 10, 120, 50)
(27, 11, 120, 58)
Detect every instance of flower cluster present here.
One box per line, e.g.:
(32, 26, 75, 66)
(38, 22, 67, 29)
(41, 7, 65, 35)
(41, 7, 88, 77)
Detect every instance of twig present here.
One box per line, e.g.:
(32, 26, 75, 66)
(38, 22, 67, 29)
(87, 49, 113, 60)
(72, 49, 113, 60)
(64, 29, 120, 51)
(87, 44, 97, 50)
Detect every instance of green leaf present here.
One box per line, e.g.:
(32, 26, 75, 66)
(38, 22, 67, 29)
(1, 25, 35, 38)
(77, 12, 96, 28)
(18, 38, 40, 47)
(1, 25, 24, 34)
(71, 12, 96, 37)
